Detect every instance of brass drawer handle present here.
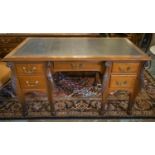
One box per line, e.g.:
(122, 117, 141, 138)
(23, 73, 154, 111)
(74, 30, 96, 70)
(79, 63, 83, 68)
(126, 66, 131, 71)
(116, 81, 128, 86)
(71, 63, 78, 69)
(22, 66, 37, 73)
(25, 80, 39, 87)
(118, 66, 131, 72)
(71, 63, 83, 69)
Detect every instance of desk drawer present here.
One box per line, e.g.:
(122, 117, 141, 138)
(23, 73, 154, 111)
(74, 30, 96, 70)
(18, 76, 47, 89)
(110, 75, 136, 88)
(16, 63, 44, 75)
(112, 63, 139, 74)
(53, 61, 103, 72)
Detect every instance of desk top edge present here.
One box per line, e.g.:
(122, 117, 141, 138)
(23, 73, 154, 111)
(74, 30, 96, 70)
(3, 37, 150, 61)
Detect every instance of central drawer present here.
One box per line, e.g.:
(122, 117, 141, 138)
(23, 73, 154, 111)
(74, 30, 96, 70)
(53, 61, 103, 72)
(18, 76, 47, 89)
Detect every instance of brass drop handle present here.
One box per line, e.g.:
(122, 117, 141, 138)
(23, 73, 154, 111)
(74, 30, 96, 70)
(118, 66, 131, 72)
(22, 66, 37, 73)
(71, 63, 78, 69)
(79, 63, 83, 68)
(26, 80, 39, 87)
(116, 81, 128, 86)
(126, 66, 131, 71)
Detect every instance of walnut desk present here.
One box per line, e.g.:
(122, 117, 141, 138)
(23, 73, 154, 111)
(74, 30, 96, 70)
(3, 37, 150, 116)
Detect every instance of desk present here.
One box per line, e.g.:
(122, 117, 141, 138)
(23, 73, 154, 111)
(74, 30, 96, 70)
(3, 37, 150, 116)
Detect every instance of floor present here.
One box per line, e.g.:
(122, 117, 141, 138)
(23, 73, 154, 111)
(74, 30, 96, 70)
(1, 118, 155, 122)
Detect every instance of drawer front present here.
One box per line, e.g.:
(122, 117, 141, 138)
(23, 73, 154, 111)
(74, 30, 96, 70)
(18, 76, 47, 89)
(110, 75, 136, 88)
(112, 63, 139, 74)
(54, 61, 103, 72)
(16, 63, 44, 75)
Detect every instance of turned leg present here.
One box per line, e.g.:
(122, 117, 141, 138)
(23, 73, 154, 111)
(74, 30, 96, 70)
(46, 62, 55, 116)
(47, 85, 55, 116)
(100, 91, 109, 115)
(127, 93, 133, 115)
(17, 90, 27, 117)
(100, 62, 112, 115)
(22, 98, 27, 117)
(127, 90, 138, 115)
(95, 72, 101, 84)
(7, 62, 27, 117)
(127, 62, 144, 115)
(16, 76, 27, 117)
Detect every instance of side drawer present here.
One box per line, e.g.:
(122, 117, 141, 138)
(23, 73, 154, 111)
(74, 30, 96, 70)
(112, 63, 139, 74)
(16, 63, 44, 75)
(18, 76, 47, 89)
(53, 61, 103, 72)
(109, 75, 137, 88)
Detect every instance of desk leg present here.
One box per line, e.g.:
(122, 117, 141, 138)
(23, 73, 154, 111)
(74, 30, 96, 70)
(100, 62, 112, 115)
(95, 72, 101, 84)
(15, 76, 27, 116)
(127, 92, 135, 115)
(15, 77, 27, 117)
(20, 93, 27, 117)
(101, 90, 109, 115)
(8, 62, 27, 117)
(128, 63, 145, 115)
(47, 76, 55, 116)
(47, 62, 55, 116)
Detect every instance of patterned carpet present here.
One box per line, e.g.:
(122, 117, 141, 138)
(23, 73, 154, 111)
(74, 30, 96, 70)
(0, 71, 155, 119)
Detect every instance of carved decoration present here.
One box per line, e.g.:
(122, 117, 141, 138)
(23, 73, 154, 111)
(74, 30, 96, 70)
(140, 62, 146, 89)
(47, 62, 54, 85)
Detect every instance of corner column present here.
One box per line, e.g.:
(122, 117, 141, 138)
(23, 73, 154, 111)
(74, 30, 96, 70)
(46, 61, 55, 115)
